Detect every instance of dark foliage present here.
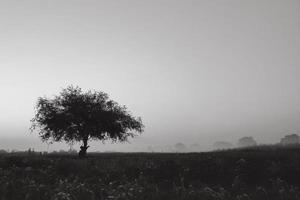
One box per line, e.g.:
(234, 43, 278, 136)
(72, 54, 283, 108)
(31, 86, 144, 156)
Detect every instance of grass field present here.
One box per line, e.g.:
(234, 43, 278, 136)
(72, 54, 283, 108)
(1, 146, 300, 200)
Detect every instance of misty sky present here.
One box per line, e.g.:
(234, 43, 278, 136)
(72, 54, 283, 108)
(0, 0, 300, 151)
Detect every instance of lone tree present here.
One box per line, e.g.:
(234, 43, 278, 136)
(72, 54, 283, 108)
(31, 86, 144, 157)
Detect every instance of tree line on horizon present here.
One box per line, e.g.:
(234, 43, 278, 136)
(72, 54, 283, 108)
(0, 133, 299, 154)
(155, 134, 300, 153)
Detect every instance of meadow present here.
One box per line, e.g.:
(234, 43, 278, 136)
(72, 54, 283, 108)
(1, 146, 300, 200)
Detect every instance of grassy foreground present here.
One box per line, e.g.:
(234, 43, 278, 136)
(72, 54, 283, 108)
(1, 146, 300, 200)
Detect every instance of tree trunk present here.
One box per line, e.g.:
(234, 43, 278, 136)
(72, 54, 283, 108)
(79, 138, 89, 158)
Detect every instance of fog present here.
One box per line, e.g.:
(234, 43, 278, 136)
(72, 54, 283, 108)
(0, 0, 300, 151)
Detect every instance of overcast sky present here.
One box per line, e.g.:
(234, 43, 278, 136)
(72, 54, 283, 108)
(0, 0, 300, 151)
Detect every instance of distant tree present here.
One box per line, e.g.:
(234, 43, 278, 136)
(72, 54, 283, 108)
(31, 85, 144, 157)
(280, 134, 300, 145)
(237, 137, 257, 148)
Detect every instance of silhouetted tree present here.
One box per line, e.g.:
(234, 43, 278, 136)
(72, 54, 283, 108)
(31, 85, 144, 157)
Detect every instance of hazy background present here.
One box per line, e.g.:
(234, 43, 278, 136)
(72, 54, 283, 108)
(0, 0, 300, 152)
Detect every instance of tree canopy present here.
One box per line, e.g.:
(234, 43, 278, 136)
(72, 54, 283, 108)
(31, 86, 144, 156)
